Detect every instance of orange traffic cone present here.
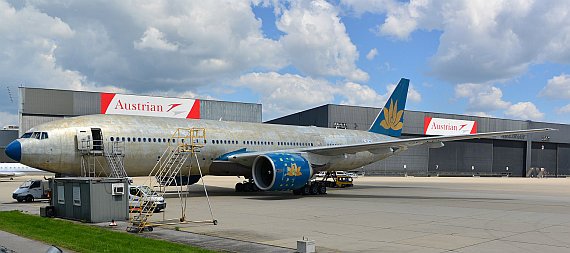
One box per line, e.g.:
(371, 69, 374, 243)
(109, 220, 117, 226)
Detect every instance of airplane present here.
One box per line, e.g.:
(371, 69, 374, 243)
(4, 78, 554, 194)
(0, 163, 44, 180)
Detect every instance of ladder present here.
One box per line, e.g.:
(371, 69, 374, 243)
(104, 140, 128, 178)
(79, 136, 127, 178)
(128, 128, 213, 233)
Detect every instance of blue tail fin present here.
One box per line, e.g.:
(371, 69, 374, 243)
(368, 78, 410, 137)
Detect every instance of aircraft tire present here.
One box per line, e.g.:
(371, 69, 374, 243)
(318, 184, 327, 194)
(235, 183, 244, 192)
(310, 184, 319, 195)
(252, 183, 260, 192)
(244, 183, 254, 192)
(302, 186, 311, 195)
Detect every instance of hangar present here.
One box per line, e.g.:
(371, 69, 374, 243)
(267, 104, 570, 177)
(17, 87, 262, 136)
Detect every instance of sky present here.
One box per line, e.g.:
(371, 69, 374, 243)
(0, 0, 569, 126)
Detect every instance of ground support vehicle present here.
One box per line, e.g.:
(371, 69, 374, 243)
(12, 179, 50, 202)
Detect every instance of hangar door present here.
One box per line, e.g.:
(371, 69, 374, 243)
(492, 140, 526, 177)
(531, 142, 557, 176)
(428, 139, 493, 174)
(557, 144, 570, 176)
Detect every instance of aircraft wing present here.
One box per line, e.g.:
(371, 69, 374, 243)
(228, 128, 555, 166)
(0, 172, 24, 177)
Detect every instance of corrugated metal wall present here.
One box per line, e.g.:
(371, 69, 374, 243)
(200, 100, 261, 123)
(19, 88, 262, 135)
(21, 115, 65, 134)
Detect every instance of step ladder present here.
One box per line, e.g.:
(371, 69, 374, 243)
(104, 140, 128, 178)
(128, 128, 215, 233)
(80, 137, 127, 178)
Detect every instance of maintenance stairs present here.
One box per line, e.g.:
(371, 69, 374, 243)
(80, 136, 127, 178)
(128, 128, 214, 233)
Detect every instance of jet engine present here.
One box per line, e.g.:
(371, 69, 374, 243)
(252, 153, 312, 191)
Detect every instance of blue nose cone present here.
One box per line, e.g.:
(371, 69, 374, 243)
(5, 140, 21, 162)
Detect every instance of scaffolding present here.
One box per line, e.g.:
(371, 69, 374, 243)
(127, 128, 216, 233)
(79, 137, 126, 178)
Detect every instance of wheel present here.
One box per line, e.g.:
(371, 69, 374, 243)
(213, 220, 218, 225)
(302, 186, 310, 195)
(147, 226, 153, 232)
(310, 184, 319, 195)
(318, 184, 327, 194)
(235, 183, 244, 192)
(293, 189, 302, 195)
(252, 183, 260, 192)
(25, 195, 33, 203)
(244, 183, 254, 192)
(17, 198, 23, 203)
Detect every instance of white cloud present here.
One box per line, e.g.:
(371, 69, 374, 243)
(0, 111, 18, 128)
(277, 0, 369, 82)
(134, 27, 178, 51)
(504, 102, 545, 120)
(236, 72, 419, 119)
(339, 82, 388, 107)
(538, 73, 570, 99)
(236, 72, 337, 118)
(344, 0, 570, 84)
(555, 104, 570, 115)
(471, 112, 494, 118)
(455, 83, 511, 112)
(366, 48, 378, 60)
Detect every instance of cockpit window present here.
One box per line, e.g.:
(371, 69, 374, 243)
(41, 132, 48, 140)
(31, 132, 40, 139)
(21, 132, 32, 138)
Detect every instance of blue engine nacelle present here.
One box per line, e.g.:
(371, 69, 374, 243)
(252, 153, 312, 191)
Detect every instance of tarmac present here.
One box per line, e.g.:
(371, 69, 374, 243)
(2, 175, 570, 252)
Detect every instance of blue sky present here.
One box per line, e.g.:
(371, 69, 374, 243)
(0, 0, 569, 125)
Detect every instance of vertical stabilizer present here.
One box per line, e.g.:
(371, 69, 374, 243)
(368, 78, 410, 137)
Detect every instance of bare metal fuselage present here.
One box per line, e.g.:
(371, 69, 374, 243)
(18, 114, 403, 177)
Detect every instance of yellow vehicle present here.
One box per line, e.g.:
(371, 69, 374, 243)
(322, 172, 354, 188)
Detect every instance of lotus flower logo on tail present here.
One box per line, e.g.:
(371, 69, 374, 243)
(380, 99, 403, 130)
(368, 78, 409, 137)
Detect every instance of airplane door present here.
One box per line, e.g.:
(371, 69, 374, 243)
(91, 128, 103, 151)
(76, 128, 91, 151)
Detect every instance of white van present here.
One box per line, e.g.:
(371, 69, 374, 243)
(128, 185, 166, 212)
(12, 179, 50, 202)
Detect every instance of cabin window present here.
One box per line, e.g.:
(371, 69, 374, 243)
(21, 132, 32, 138)
(153, 138, 156, 142)
(122, 137, 125, 142)
(158, 138, 161, 143)
(138, 138, 141, 142)
(127, 137, 131, 142)
(41, 132, 48, 140)
(110, 137, 114, 141)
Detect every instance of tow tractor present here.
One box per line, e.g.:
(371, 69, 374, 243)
(322, 171, 354, 188)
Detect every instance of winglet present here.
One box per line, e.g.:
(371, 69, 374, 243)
(368, 78, 410, 137)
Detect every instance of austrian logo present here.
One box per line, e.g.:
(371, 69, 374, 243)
(101, 93, 200, 119)
(380, 99, 403, 131)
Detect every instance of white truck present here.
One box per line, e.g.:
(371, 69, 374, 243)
(12, 179, 50, 202)
(128, 185, 166, 212)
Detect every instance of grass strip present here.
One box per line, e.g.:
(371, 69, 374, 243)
(0, 211, 215, 253)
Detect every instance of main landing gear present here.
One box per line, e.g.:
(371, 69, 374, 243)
(235, 180, 261, 192)
(292, 181, 327, 195)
